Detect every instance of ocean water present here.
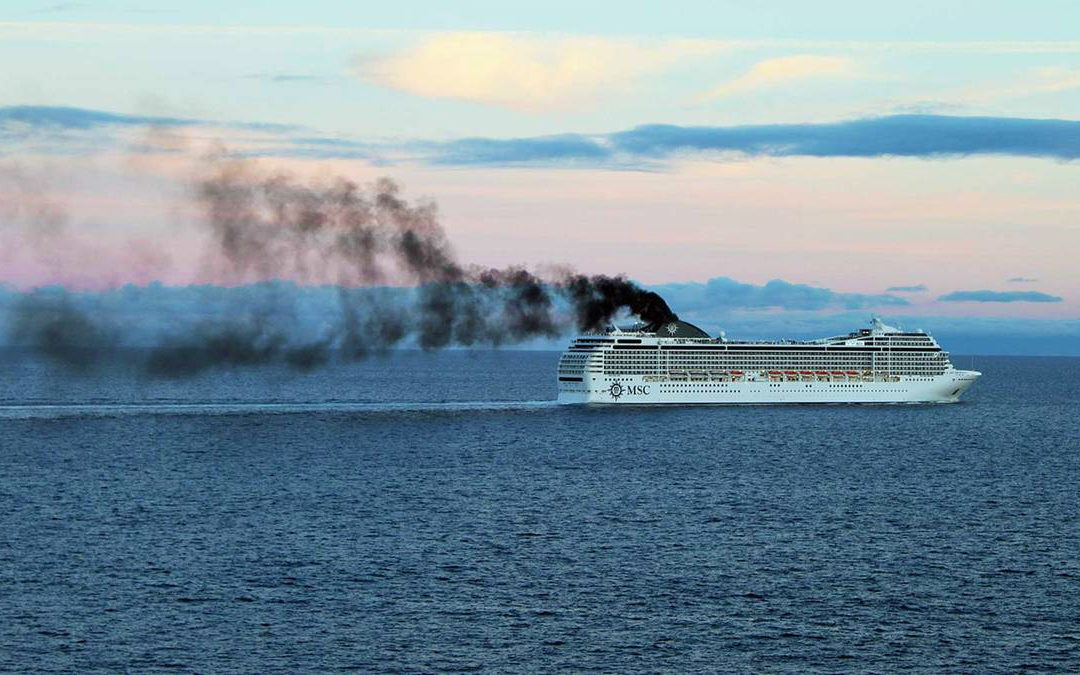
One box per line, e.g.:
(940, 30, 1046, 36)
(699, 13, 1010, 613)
(2, 351, 1079, 672)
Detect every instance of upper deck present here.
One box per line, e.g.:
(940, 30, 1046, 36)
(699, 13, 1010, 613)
(561, 318, 952, 379)
(570, 318, 942, 350)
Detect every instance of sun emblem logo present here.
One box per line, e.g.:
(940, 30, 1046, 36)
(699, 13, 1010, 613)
(666, 322, 678, 335)
(608, 382, 624, 401)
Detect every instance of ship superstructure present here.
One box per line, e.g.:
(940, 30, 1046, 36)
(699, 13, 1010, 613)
(557, 318, 980, 404)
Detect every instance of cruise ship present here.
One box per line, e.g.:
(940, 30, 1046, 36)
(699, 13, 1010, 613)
(557, 318, 980, 404)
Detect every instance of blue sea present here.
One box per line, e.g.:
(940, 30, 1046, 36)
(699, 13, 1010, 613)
(2, 351, 1079, 672)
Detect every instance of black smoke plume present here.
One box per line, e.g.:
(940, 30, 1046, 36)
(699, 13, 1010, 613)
(8, 291, 116, 373)
(4, 159, 678, 375)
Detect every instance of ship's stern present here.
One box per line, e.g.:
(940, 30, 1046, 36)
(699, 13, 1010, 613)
(556, 342, 598, 404)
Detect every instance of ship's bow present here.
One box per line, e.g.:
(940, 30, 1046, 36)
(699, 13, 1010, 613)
(945, 369, 981, 401)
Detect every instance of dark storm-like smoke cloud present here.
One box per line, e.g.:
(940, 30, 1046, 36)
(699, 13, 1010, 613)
(186, 161, 675, 351)
(4, 159, 677, 375)
(8, 291, 115, 373)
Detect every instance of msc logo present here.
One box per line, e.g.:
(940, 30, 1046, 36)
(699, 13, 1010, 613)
(608, 383, 650, 401)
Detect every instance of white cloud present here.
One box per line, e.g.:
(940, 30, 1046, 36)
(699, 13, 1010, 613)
(876, 67, 1080, 116)
(700, 54, 857, 100)
(961, 66, 1080, 102)
(354, 32, 723, 112)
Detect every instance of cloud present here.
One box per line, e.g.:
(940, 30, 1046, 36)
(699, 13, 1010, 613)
(0, 105, 298, 134)
(701, 54, 856, 100)
(428, 114, 1080, 165)
(609, 115, 1080, 160)
(0, 105, 382, 162)
(0, 105, 194, 130)
(24, 2, 87, 14)
(963, 67, 1080, 103)
(886, 284, 928, 292)
(880, 67, 1080, 115)
(243, 73, 331, 84)
(354, 32, 720, 111)
(427, 133, 611, 166)
(652, 277, 908, 312)
(887, 101, 971, 115)
(8, 105, 1080, 166)
(938, 290, 1063, 303)
(1007, 277, 1038, 283)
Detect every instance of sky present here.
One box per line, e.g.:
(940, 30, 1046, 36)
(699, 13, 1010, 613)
(1, 1, 1079, 352)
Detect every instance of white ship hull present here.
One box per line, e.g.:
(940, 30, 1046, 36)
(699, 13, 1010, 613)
(557, 318, 981, 405)
(558, 370, 980, 405)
